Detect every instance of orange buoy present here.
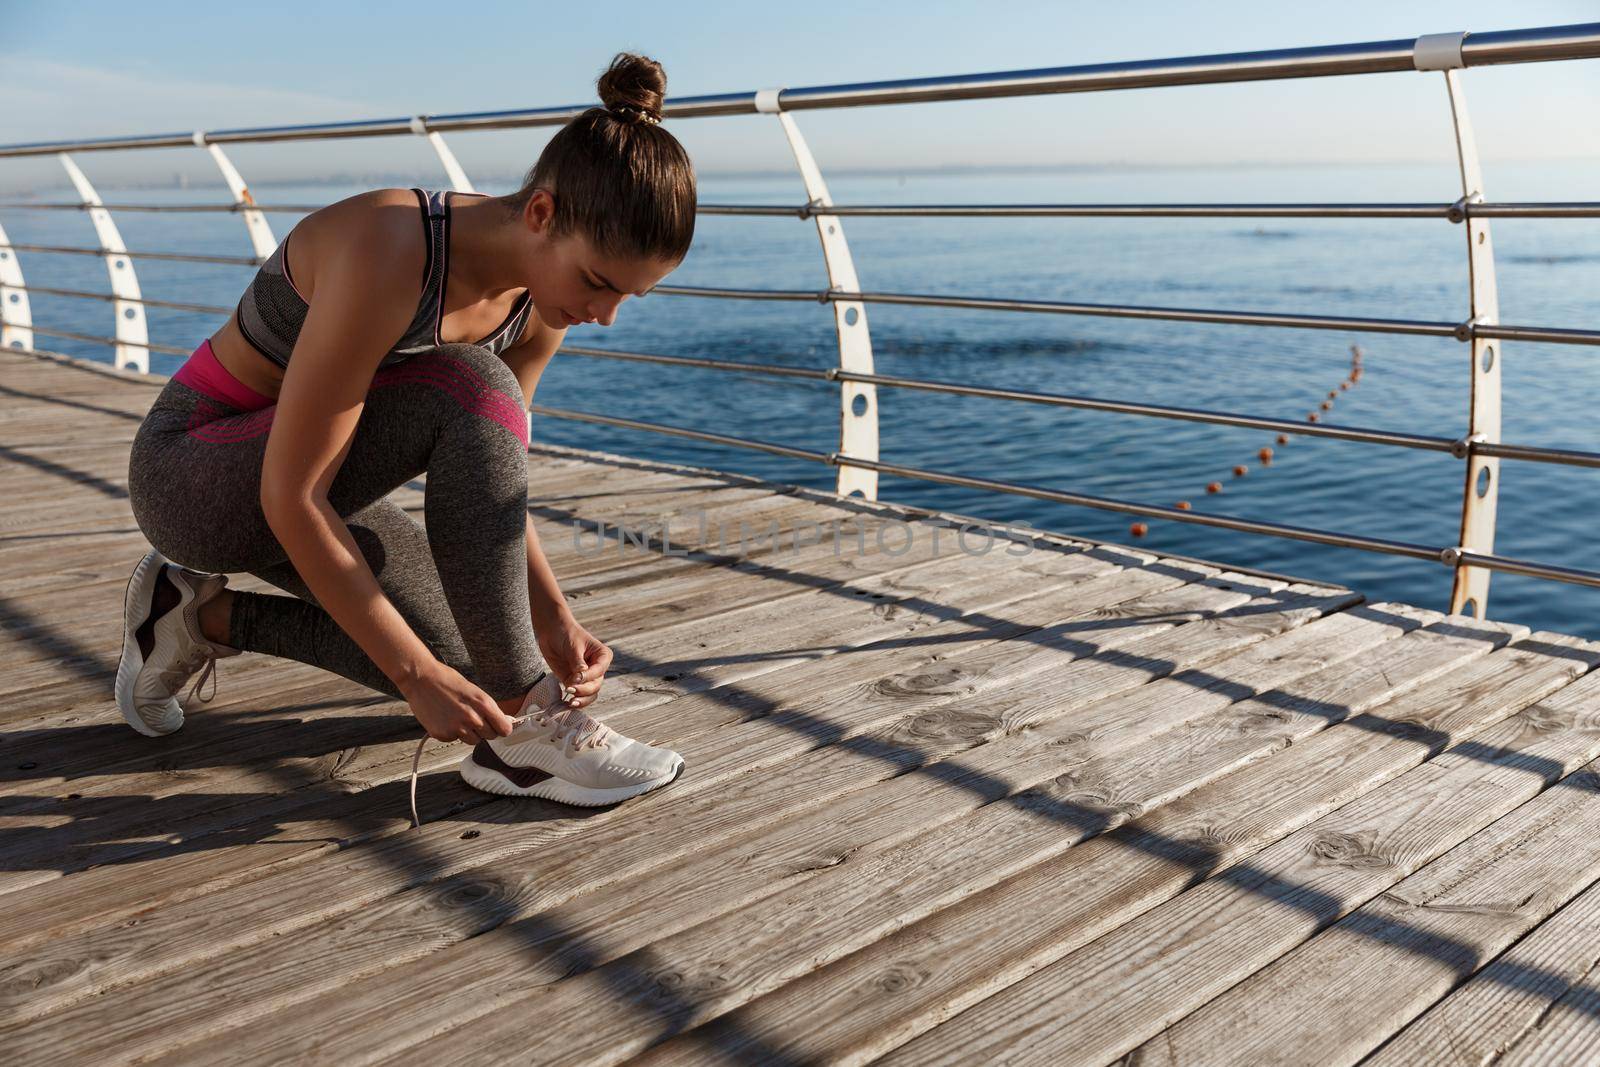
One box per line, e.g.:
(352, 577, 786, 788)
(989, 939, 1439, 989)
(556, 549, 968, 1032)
(1258, 447, 1273, 463)
(1130, 522, 1148, 537)
(1276, 433, 1289, 445)
(1320, 400, 1332, 411)
(1327, 390, 1337, 399)
(1307, 413, 1320, 423)
(1351, 368, 1363, 381)
(1206, 481, 1222, 494)
(1175, 500, 1192, 510)
(1339, 382, 1349, 391)
(1233, 464, 1248, 477)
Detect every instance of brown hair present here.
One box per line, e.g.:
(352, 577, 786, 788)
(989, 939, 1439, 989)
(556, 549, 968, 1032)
(506, 52, 697, 263)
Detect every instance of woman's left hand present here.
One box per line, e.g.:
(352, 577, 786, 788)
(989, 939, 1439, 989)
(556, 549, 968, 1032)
(534, 609, 612, 710)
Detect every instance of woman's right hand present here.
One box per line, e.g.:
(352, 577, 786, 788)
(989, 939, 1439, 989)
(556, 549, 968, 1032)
(398, 661, 516, 744)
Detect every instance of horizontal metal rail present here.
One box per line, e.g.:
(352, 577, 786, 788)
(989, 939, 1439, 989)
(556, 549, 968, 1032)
(24, 325, 191, 356)
(10, 199, 1600, 221)
(528, 401, 1600, 590)
(561, 344, 1600, 469)
(10, 267, 1594, 348)
(529, 402, 828, 463)
(0, 201, 321, 214)
(2, 23, 1595, 156)
(18, 284, 231, 315)
(0, 242, 261, 267)
(698, 200, 1600, 220)
(559, 344, 833, 381)
(652, 285, 1600, 346)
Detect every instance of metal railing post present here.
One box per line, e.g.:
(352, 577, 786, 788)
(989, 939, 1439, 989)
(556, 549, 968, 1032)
(58, 154, 150, 372)
(755, 88, 880, 500)
(1419, 32, 1502, 619)
(194, 133, 277, 259)
(0, 217, 33, 351)
(411, 117, 476, 193)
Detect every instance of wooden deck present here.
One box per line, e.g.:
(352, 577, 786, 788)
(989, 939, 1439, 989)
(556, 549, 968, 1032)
(7, 346, 1600, 1066)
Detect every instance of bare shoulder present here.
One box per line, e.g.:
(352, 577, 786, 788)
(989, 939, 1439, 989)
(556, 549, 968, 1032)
(284, 188, 428, 302)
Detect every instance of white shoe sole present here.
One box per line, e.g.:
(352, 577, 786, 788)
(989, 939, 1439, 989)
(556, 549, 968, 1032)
(114, 549, 180, 738)
(459, 746, 685, 806)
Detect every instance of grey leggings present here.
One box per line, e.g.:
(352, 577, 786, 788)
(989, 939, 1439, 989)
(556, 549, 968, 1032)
(126, 342, 549, 702)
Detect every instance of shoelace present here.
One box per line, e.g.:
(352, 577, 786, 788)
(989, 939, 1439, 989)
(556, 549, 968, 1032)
(185, 649, 222, 705)
(160, 642, 223, 706)
(407, 691, 619, 829)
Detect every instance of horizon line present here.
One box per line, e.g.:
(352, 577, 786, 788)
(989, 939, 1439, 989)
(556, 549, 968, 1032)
(4, 155, 1598, 195)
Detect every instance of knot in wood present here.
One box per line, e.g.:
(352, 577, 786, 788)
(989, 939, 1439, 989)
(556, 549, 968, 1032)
(901, 707, 999, 745)
(875, 962, 929, 994)
(875, 666, 970, 698)
(437, 878, 501, 910)
(1308, 829, 1390, 869)
(1520, 704, 1570, 733)
(652, 966, 727, 1001)
(1379, 718, 1437, 744)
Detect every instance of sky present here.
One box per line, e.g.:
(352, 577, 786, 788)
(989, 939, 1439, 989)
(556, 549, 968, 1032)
(1, 1, 1598, 192)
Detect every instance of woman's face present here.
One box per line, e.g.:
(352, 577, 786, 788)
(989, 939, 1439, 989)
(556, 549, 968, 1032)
(520, 189, 680, 331)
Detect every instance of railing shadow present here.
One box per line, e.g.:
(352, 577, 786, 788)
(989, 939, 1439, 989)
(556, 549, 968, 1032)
(0, 442, 129, 499)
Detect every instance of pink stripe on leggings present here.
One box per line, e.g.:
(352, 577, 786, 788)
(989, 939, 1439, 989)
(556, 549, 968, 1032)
(173, 338, 276, 412)
(371, 357, 530, 449)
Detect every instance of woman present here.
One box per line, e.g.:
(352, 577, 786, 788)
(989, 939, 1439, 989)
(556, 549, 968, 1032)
(117, 53, 693, 816)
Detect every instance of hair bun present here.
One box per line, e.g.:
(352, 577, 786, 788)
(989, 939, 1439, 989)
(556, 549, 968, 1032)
(597, 52, 666, 125)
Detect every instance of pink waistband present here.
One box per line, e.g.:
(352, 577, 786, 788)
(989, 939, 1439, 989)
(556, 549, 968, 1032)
(173, 339, 276, 411)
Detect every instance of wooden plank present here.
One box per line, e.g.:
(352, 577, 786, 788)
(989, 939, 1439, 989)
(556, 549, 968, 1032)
(621, 616, 1539, 1067)
(869, 635, 1600, 1067)
(0, 531, 1103, 894)
(1365, 877, 1600, 1066)
(599, 538, 1129, 706)
(1122, 669, 1600, 1065)
(1, 562, 1248, 1040)
(109, 585, 1376, 1067)
(3, 572, 1324, 1062)
(0, 532, 1173, 957)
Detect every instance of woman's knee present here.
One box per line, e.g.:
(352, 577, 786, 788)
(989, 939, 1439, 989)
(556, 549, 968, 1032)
(423, 343, 525, 402)
(408, 343, 529, 451)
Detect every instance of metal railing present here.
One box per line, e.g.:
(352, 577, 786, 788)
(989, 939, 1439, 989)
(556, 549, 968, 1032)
(3, 21, 1599, 619)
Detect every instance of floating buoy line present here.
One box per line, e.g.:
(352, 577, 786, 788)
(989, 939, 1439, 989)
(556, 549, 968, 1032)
(1129, 344, 1364, 538)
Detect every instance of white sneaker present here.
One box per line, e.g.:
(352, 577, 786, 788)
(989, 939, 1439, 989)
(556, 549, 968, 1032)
(114, 549, 241, 737)
(459, 671, 685, 806)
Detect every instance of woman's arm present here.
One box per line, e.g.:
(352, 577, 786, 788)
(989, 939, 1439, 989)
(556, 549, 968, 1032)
(260, 194, 512, 742)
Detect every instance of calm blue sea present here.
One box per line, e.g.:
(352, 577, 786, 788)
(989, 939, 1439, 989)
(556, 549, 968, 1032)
(6, 161, 1600, 637)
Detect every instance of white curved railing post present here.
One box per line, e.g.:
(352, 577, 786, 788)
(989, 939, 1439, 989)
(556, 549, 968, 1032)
(411, 117, 476, 193)
(58, 154, 149, 372)
(1418, 33, 1502, 619)
(195, 133, 277, 259)
(756, 88, 880, 500)
(0, 218, 33, 352)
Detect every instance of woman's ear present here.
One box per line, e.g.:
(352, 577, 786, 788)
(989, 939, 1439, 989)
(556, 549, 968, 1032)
(523, 188, 556, 236)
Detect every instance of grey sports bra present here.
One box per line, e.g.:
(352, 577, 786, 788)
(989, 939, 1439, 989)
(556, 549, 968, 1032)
(234, 188, 534, 369)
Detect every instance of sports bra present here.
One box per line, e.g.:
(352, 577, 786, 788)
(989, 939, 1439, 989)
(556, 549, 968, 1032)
(234, 188, 535, 369)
